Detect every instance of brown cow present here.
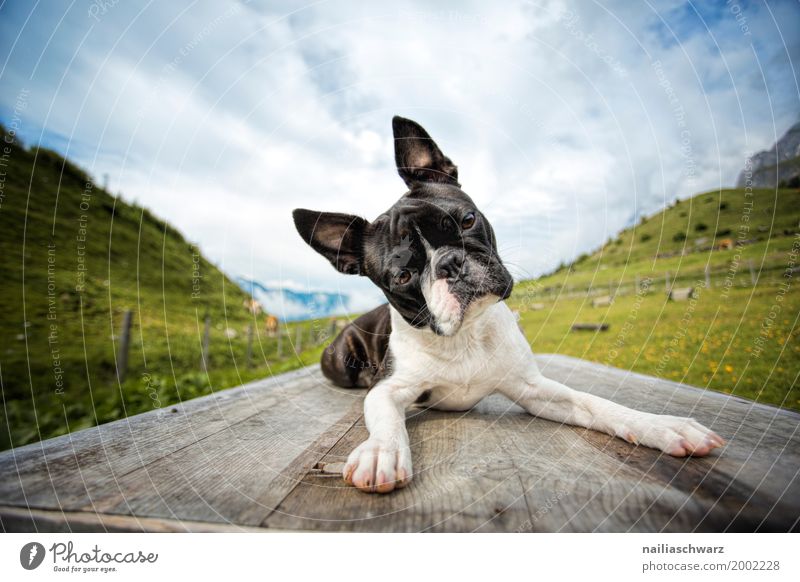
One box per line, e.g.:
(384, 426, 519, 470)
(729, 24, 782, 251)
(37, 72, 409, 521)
(265, 315, 279, 337)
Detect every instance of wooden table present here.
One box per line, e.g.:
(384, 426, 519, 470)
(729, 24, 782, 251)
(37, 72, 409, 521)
(1, 355, 798, 532)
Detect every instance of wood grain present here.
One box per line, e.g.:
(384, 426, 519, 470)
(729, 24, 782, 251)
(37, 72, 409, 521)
(0, 355, 797, 532)
(0, 505, 276, 533)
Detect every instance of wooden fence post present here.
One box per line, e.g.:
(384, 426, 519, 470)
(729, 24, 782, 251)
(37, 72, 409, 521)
(277, 325, 283, 358)
(749, 260, 757, 286)
(200, 314, 211, 373)
(246, 323, 254, 368)
(705, 264, 711, 288)
(117, 310, 133, 383)
(665, 271, 671, 293)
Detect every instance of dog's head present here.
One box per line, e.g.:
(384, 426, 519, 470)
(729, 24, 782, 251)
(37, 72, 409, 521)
(293, 116, 513, 336)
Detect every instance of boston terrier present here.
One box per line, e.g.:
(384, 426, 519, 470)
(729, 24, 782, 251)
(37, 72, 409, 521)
(293, 116, 725, 494)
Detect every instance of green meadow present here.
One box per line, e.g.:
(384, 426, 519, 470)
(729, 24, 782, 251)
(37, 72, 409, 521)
(0, 127, 328, 450)
(509, 187, 799, 410)
(512, 286, 798, 409)
(1, 122, 797, 450)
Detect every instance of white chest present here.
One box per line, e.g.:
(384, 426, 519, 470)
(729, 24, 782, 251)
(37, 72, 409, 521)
(388, 302, 535, 410)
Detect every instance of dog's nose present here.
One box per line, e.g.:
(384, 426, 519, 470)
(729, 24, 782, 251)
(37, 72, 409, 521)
(435, 251, 465, 281)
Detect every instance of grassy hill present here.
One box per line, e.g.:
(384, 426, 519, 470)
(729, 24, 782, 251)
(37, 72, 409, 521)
(509, 187, 800, 410)
(2, 124, 797, 449)
(0, 126, 328, 450)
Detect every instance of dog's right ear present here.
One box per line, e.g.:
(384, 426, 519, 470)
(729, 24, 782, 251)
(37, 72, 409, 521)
(292, 209, 368, 275)
(393, 116, 459, 188)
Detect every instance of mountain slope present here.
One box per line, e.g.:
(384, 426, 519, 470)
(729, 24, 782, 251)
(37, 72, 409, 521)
(0, 126, 325, 449)
(510, 187, 800, 409)
(525, 187, 799, 291)
(737, 122, 800, 188)
(236, 277, 351, 321)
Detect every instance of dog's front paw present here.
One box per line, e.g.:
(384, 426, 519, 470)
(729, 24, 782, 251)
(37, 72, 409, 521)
(343, 438, 412, 493)
(626, 415, 725, 457)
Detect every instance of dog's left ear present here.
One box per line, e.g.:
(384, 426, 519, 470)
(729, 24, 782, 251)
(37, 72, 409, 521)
(292, 209, 368, 275)
(393, 116, 459, 188)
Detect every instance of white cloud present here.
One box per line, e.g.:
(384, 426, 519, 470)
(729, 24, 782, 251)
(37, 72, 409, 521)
(1, 0, 798, 315)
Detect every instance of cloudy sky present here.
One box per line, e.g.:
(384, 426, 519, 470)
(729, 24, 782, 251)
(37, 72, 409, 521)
(1, 0, 798, 313)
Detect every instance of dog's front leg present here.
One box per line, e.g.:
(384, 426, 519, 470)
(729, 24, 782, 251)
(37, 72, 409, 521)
(343, 380, 425, 493)
(500, 373, 725, 457)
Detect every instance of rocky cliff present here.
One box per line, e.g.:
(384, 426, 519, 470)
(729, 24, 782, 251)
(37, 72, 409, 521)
(737, 121, 800, 188)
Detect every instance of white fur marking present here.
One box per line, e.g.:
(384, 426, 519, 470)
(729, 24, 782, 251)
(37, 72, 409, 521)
(343, 302, 724, 493)
(425, 279, 461, 335)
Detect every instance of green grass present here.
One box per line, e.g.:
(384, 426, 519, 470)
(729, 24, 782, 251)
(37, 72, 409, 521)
(0, 126, 331, 450)
(509, 187, 800, 410)
(529, 188, 798, 292)
(513, 286, 799, 409)
(2, 122, 797, 451)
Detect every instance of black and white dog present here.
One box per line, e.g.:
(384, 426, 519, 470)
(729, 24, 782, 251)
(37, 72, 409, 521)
(293, 117, 724, 494)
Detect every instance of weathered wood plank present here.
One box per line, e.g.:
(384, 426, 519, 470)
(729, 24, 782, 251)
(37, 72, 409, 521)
(537, 355, 800, 510)
(0, 367, 353, 515)
(262, 400, 533, 532)
(1, 354, 797, 532)
(535, 355, 800, 531)
(496, 413, 710, 532)
(261, 393, 738, 532)
(0, 505, 274, 533)
(80, 397, 362, 525)
(262, 355, 799, 532)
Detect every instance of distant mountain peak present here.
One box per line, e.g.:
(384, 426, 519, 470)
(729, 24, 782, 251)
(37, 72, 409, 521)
(737, 121, 800, 188)
(236, 277, 351, 321)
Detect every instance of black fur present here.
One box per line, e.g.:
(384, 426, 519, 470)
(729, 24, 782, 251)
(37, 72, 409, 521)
(320, 304, 392, 388)
(293, 116, 513, 387)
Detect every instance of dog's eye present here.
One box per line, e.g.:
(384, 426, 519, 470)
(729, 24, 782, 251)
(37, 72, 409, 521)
(394, 269, 412, 285)
(461, 212, 476, 230)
